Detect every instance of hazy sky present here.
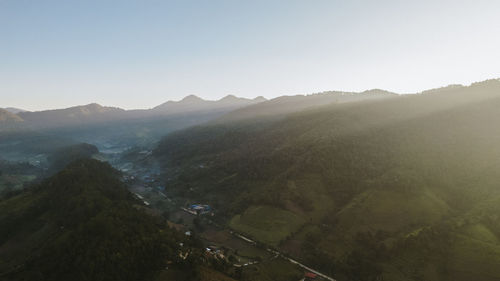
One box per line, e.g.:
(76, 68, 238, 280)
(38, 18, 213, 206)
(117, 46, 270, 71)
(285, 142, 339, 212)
(1, 0, 500, 111)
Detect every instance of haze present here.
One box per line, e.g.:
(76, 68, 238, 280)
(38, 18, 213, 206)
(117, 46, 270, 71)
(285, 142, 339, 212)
(1, 0, 500, 111)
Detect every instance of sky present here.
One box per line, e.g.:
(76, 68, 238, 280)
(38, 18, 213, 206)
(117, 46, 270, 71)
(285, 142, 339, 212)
(1, 0, 500, 111)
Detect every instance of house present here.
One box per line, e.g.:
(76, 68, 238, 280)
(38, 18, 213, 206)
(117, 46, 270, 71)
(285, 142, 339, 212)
(305, 272, 317, 280)
(205, 245, 226, 259)
(189, 204, 211, 215)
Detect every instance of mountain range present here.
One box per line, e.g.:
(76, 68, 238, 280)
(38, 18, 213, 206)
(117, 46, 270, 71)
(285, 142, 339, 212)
(1, 95, 267, 131)
(0, 91, 396, 153)
(1, 90, 401, 131)
(152, 94, 267, 115)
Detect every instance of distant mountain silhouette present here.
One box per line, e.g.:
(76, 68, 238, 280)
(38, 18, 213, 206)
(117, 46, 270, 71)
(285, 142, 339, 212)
(217, 90, 397, 122)
(0, 95, 267, 131)
(17, 103, 126, 129)
(153, 94, 267, 115)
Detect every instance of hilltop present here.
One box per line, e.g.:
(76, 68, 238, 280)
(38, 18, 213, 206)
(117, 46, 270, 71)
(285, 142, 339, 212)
(217, 89, 396, 122)
(17, 103, 126, 129)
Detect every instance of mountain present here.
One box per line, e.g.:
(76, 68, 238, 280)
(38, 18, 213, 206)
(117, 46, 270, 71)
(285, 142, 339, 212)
(0, 95, 268, 151)
(154, 79, 500, 281)
(17, 103, 126, 129)
(153, 94, 267, 115)
(252, 96, 267, 102)
(0, 159, 200, 281)
(216, 89, 396, 122)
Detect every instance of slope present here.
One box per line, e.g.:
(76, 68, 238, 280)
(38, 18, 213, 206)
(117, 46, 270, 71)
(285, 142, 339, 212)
(154, 79, 500, 281)
(0, 159, 199, 281)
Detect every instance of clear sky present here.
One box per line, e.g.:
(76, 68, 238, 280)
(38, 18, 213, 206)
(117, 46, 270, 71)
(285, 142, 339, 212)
(1, 0, 500, 111)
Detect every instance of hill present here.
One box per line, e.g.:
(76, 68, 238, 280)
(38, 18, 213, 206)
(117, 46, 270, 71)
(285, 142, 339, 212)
(17, 103, 126, 129)
(0, 159, 200, 281)
(154, 79, 500, 281)
(216, 89, 396, 122)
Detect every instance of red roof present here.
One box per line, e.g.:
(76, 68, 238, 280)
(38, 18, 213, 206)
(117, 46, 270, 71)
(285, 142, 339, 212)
(305, 272, 317, 278)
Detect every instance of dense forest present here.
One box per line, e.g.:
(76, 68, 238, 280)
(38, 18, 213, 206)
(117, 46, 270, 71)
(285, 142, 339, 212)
(0, 159, 201, 281)
(155, 79, 500, 281)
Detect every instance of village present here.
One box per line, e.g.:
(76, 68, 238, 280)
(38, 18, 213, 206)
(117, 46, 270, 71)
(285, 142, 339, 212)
(116, 157, 332, 281)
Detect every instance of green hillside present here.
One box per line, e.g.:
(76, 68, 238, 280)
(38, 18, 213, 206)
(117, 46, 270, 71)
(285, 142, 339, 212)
(0, 159, 199, 281)
(154, 79, 500, 281)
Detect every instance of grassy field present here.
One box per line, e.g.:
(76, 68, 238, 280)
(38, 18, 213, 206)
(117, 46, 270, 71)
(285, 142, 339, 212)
(241, 258, 303, 281)
(336, 187, 450, 234)
(446, 231, 500, 281)
(199, 266, 238, 281)
(229, 205, 306, 246)
(286, 174, 335, 221)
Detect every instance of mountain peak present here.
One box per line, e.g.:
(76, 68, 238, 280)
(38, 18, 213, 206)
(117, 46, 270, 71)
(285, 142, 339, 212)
(180, 95, 204, 103)
(83, 103, 103, 109)
(361, 89, 397, 95)
(75, 103, 106, 114)
(74, 103, 124, 114)
(253, 96, 267, 102)
(219, 94, 244, 102)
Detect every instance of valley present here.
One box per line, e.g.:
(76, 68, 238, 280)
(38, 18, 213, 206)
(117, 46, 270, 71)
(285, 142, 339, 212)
(3, 81, 500, 280)
(3, 2, 499, 280)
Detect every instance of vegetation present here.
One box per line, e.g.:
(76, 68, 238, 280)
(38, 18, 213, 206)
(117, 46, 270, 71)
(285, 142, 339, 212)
(0, 160, 40, 197)
(155, 79, 500, 281)
(229, 206, 305, 246)
(0, 159, 200, 281)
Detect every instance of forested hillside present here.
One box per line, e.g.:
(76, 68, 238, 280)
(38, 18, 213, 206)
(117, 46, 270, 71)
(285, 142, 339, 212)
(155, 79, 500, 281)
(0, 159, 200, 281)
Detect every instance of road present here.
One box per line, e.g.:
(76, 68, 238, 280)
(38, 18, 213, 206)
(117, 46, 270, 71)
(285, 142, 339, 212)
(181, 208, 336, 280)
(230, 231, 336, 281)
